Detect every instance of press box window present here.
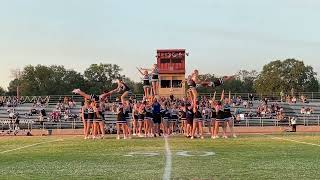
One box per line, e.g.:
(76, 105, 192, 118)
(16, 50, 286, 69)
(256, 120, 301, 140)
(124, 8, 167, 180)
(161, 80, 171, 88)
(172, 80, 182, 88)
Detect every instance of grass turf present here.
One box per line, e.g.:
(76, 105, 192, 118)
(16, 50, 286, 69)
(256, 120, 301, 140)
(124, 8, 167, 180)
(0, 133, 320, 180)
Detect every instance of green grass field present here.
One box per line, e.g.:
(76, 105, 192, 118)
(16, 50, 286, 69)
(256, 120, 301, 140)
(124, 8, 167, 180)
(1, 133, 320, 180)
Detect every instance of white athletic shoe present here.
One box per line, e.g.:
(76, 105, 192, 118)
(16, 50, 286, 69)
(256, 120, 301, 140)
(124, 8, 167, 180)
(201, 136, 204, 139)
(116, 135, 120, 140)
(233, 134, 237, 138)
(191, 136, 194, 140)
(124, 136, 127, 140)
(211, 136, 219, 139)
(223, 135, 228, 139)
(72, 89, 81, 94)
(133, 133, 136, 136)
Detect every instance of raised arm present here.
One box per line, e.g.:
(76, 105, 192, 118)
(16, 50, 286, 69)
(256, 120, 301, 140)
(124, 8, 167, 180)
(140, 67, 152, 71)
(220, 90, 225, 102)
(136, 67, 144, 76)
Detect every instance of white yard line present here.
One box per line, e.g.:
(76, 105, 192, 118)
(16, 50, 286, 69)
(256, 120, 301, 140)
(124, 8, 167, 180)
(271, 136, 320, 147)
(0, 139, 64, 154)
(163, 136, 172, 180)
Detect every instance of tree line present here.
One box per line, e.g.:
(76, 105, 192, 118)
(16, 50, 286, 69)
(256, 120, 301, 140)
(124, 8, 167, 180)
(0, 59, 319, 96)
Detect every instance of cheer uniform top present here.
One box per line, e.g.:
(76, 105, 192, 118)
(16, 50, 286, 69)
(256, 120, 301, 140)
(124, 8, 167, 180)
(224, 104, 232, 119)
(143, 75, 150, 87)
(82, 107, 89, 121)
(186, 108, 194, 124)
(151, 68, 159, 82)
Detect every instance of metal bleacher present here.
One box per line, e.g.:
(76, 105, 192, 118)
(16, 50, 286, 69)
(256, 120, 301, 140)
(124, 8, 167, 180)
(1, 94, 320, 132)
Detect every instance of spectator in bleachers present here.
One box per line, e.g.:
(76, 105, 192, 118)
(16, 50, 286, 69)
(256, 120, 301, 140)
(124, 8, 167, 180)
(301, 107, 306, 114)
(242, 100, 248, 108)
(68, 99, 76, 108)
(249, 93, 254, 101)
(305, 107, 313, 115)
(291, 96, 297, 104)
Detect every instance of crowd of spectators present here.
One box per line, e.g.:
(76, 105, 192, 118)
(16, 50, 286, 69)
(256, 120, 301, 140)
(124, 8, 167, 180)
(49, 97, 77, 122)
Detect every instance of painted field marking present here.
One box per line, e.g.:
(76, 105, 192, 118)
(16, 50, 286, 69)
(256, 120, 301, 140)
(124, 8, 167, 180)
(176, 151, 215, 157)
(124, 152, 160, 157)
(124, 150, 216, 157)
(0, 139, 64, 154)
(271, 136, 320, 147)
(163, 136, 172, 180)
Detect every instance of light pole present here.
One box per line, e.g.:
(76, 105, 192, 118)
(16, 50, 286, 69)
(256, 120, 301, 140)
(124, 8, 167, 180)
(11, 69, 21, 98)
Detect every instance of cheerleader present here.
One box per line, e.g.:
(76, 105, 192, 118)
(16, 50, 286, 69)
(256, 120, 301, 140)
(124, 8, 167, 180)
(212, 91, 228, 139)
(90, 101, 101, 139)
(140, 64, 159, 96)
(185, 103, 194, 138)
(202, 103, 212, 135)
(116, 104, 128, 140)
(152, 98, 162, 137)
(161, 103, 171, 137)
(86, 101, 95, 139)
(224, 92, 237, 138)
(132, 102, 140, 136)
(106, 79, 132, 105)
(191, 107, 204, 139)
(81, 99, 90, 139)
(178, 103, 187, 136)
(188, 69, 233, 111)
(137, 68, 151, 97)
(137, 102, 146, 137)
(145, 102, 154, 137)
(169, 105, 179, 135)
(72, 89, 111, 102)
(96, 101, 106, 139)
(210, 102, 217, 139)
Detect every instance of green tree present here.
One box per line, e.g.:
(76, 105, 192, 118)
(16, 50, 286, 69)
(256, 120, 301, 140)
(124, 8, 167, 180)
(0, 87, 6, 95)
(83, 63, 123, 94)
(254, 59, 319, 94)
(7, 65, 88, 95)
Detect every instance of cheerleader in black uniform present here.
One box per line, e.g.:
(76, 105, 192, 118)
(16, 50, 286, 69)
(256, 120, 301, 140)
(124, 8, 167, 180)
(191, 107, 204, 139)
(170, 105, 179, 135)
(188, 69, 234, 112)
(185, 103, 194, 138)
(140, 64, 159, 96)
(202, 104, 211, 134)
(179, 103, 187, 136)
(224, 92, 237, 138)
(132, 102, 140, 136)
(96, 101, 106, 139)
(137, 68, 151, 97)
(137, 102, 146, 137)
(145, 102, 154, 137)
(161, 104, 171, 136)
(116, 104, 128, 140)
(210, 103, 217, 139)
(107, 79, 132, 105)
(91, 101, 100, 139)
(81, 99, 90, 139)
(86, 102, 95, 139)
(213, 99, 228, 139)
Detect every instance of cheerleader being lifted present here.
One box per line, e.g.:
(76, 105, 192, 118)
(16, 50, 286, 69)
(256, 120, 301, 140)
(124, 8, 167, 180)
(187, 69, 234, 111)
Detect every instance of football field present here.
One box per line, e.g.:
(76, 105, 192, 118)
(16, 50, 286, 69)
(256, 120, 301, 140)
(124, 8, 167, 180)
(1, 133, 320, 180)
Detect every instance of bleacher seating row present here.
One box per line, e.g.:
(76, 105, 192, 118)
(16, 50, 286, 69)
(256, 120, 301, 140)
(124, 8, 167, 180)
(1, 96, 320, 131)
